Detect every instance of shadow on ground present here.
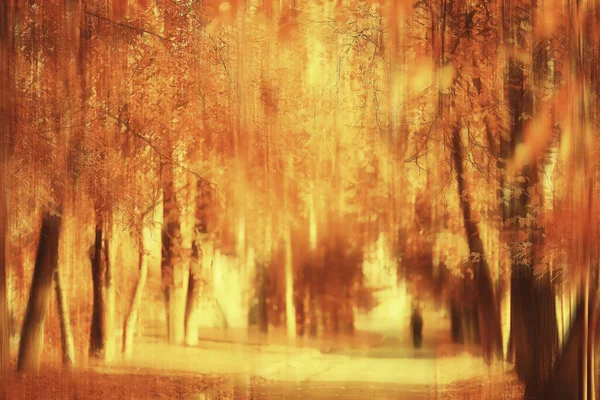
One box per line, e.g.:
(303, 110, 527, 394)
(327, 334, 438, 359)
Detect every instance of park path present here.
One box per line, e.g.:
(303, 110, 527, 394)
(100, 313, 506, 399)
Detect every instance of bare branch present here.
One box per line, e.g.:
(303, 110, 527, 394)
(85, 11, 172, 43)
(100, 110, 221, 200)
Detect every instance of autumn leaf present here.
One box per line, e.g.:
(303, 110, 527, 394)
(511, 111, 553, 173)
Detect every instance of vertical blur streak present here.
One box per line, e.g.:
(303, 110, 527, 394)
(309, 192, 317, 252)
(0, 0, 12, 382)
(284, 155, 296, 342)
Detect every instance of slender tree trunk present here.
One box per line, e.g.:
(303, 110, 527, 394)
(105, 236, 115, 360)
(54, 269, 74, 366)
(18, 212, 62, 372)
(320, 297, 329, 335)
(284, 228, 296, 342)
(450, 297, 463, 343)
(257, 262, 268, 334)
(331, 304, 340, 335)
(308, 278, 318, 337)
(89, 221, 109, 359)
(295, 272, 305, 337)
(451, 128, 503, 362)
(161, 160, 185, 345)
(184, 269, 200, 346)
(342, 287, 355, 335)
(561, 292, 566, 349)
(185, 179, 211, 346)
(122, 248, 147, 359)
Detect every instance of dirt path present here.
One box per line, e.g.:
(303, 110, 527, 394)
(5, 316, 520, 399)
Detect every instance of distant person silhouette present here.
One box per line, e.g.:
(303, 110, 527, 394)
(410, 307, 423, 349)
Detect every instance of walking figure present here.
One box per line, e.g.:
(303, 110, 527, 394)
(411, 306, 423, 349)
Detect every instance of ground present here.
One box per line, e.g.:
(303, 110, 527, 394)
(3, 365, 522, 400)
(3, 311, 523, 399)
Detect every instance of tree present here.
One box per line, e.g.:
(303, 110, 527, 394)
(88, 215, 112, 359)
(185, 178, 213, 345)
(161, 157, 186, 345)
(501, 0, 559, 395)
(451, 126, 503, 362)
(122, 245, 148, 359)
(18, 212, 62, 371)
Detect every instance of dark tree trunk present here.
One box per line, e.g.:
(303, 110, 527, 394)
(450, 298, 464, 343)
(18, 212, 62, 372)
(501, 0, 559, 389)
(294, 267, 306, 337)
(451, 128, 503, 362)
(89, 221, 110, 359)
(295, 291, 305, 337)
(342, 289, 355, 335)
(257, 262, 268, 334)
(161, 160, 185, 345)
(308, 281, 318, 337)
(542, 295, 595, 400)
(510, 264, 558, 398)
(331, 304, 340, 335)
(320, 297, 329, 335)
(184, 269, 200, 346)
(461, 305, 479, 346)
(472, 305, 481, 345)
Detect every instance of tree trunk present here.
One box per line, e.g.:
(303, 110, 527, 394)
(122, 249, 148, 359)
(163, 284, 186, 345)
(295, 277, 305, 337)
(18, 212, 62, 372)
(451, 127, 503, 362)
(89, 221, 110, 359)
(257, 262, 268, 334)
(308, 282, 318, 338)
(284, 228, 296, 342)
(331, 302, 340, 335)
(472, 305, 481, 345)
(542, 294, 598, 400)
(342, 289, 355, 335)
(185, 178, 211, 346)
(502, 0, 559, 384)
(54, 269, 75, 366)
(450, 298, 463, 343)
(105, 238, 115, 361)
(510, 264, 559, 398)
(184, 269, 200, 346)
(508, 173, 559, 388)
(161, 161, 185, 345)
